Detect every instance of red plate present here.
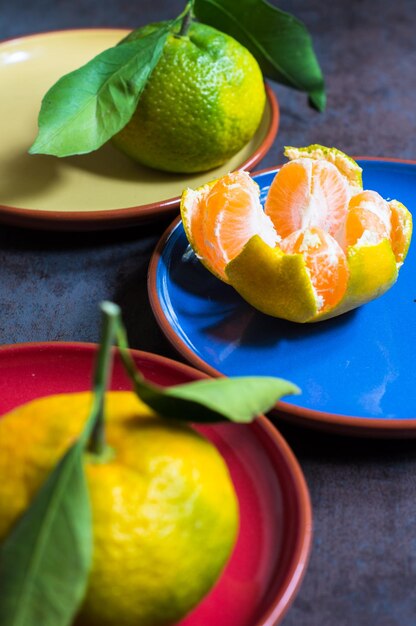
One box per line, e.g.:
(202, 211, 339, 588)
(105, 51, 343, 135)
(0, 342, 312, 626)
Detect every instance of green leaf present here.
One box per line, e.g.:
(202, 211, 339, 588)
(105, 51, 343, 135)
(134, 374, 300, 422)
(193, 0, 326, 111)
(115, 320, 299, 422)
(0, 442, 92, 626)
(29, 24, 171, 156)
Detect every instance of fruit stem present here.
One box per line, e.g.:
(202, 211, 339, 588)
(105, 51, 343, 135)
(177, 0, 194, 37)
(178, 10, 192, 36)
(87, 302, 120, 456)
(114, 319, 145, 390)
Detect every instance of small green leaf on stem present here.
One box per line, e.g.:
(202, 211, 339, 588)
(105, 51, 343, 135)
(134, 374, 299, 422)
(29, 23, 171, 157)
(193, 0, 326, 111)
(115, 317, 299, 423)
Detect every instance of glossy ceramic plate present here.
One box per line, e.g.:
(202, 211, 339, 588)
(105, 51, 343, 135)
(149, 158, 416, 437)
(0, 30, 278, 231)
(0, 342, 311, 626)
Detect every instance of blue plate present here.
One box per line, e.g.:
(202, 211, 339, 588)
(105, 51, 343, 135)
(149, 159, 416, 436)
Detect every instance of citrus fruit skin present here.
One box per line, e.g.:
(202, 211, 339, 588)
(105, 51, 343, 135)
(112, 22, 266, 173)
(0, 391, 239, 626)
(226, 234, 399, 323)
(225, 234, 319, 322)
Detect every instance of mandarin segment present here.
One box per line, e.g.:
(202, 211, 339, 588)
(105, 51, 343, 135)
(280, 227, 349, 313)
(344, 206, 389, 248)
(182, 185, 213, 263)
(181, 170, 278, 282)
(348, 190, 391, 235)
(203, 171, 277, 274)
(389, 199, 413, 265)
(264, 160, 311, 238)
(284, 144, 363, 192)
(310, 161, 351, 235)
(264, 159, 350, 239)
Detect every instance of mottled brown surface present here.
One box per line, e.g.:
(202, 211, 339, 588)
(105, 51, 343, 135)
(2, 1, 416, 624)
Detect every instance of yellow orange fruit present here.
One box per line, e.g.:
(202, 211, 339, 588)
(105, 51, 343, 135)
(0, 391, 239, 626)
(112, 22, 266, 173)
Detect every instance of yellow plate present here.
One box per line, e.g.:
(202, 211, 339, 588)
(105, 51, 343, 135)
(0, 29, 279, 230)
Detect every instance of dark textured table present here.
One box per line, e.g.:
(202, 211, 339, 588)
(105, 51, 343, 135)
(2, 2, 416, 625)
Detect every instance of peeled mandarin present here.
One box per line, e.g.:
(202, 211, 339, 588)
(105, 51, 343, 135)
(180, 145, 412, 323)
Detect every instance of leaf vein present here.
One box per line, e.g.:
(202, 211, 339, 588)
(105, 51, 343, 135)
(201, 0, 304, 90)
(10, 446, 81, 626)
